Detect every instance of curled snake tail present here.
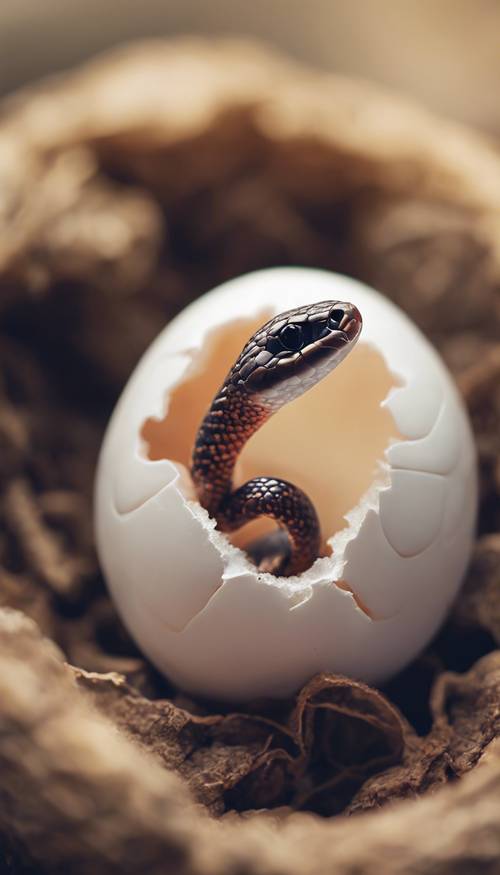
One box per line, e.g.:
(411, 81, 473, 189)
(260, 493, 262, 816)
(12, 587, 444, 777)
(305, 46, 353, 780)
(218, 476, 321, 576)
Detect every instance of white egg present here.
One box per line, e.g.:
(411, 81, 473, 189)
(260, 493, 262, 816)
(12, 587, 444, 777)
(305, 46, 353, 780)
(95, 268, 477, 701)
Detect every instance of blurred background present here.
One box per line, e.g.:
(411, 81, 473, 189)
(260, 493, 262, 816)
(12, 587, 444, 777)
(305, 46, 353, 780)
(1, 0, 500, 135)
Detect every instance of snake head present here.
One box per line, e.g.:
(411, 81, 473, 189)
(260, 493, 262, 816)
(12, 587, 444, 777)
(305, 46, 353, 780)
(231, 300, 362, 408)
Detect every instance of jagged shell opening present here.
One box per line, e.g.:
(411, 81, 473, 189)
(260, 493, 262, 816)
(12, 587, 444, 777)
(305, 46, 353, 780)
(141, 311, 401, 556)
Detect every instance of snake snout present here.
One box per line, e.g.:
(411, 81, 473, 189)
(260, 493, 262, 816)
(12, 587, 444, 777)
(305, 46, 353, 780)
(339, 302, 363, 342)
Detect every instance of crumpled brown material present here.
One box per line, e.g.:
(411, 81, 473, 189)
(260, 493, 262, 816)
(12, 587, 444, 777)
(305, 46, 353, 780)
(74, 668, 407, 816)
(0, 37, 499, 875)
(0, 608, 499, 875)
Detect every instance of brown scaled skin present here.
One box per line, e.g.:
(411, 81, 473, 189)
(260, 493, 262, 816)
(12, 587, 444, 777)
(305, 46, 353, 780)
(191, 300, 362, 576)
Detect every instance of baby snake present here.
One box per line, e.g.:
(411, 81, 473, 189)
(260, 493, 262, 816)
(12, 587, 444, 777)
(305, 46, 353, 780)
(191, 300, 362, 576)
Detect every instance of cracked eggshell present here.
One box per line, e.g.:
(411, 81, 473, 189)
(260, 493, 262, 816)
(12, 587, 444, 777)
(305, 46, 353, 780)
(95, 267, 477, 701)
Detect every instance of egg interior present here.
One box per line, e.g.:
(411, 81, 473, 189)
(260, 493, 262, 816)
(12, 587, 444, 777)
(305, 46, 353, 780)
(141, 310, 401, 577)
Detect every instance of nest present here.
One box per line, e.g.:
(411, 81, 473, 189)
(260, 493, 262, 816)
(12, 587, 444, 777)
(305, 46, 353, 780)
(0, 39, 499, 874)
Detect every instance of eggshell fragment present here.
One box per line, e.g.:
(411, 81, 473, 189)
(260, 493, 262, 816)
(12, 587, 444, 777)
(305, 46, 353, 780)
(95, 267, 477, 701)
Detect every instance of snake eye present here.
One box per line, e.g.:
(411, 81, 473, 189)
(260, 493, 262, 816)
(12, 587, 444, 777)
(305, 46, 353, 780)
(279, 323, 304, 351)
(328, 308, 344, 329)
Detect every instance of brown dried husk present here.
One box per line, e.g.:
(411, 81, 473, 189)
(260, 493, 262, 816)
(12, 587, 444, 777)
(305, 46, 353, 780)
(0, 38, 499, 875)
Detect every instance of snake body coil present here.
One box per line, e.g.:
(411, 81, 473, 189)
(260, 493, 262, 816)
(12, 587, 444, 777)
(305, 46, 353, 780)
(191, 300, 362, 576)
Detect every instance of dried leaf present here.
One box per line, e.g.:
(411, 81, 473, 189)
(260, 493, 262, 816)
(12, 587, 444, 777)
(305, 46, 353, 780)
(288, 674, 406, 813)
(431, 651, 500, 774)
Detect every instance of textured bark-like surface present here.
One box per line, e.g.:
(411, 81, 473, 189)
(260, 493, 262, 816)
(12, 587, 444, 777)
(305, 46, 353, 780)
(0, 611, 499, 875)
(0, 38, 499, 874)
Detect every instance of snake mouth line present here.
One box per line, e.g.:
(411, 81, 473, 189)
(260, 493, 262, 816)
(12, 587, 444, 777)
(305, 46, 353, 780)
(140, 310, 402, 564)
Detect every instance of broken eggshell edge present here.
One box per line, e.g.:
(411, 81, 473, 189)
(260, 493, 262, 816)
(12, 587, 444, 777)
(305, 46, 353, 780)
(95, 267, 477, 701)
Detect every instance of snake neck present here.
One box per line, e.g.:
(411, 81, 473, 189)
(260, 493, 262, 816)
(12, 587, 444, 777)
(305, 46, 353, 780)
(191, 385, 270, 517)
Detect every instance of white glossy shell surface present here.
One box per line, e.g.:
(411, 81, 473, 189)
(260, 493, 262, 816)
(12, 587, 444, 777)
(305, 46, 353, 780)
(95, 268, 477, 700)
